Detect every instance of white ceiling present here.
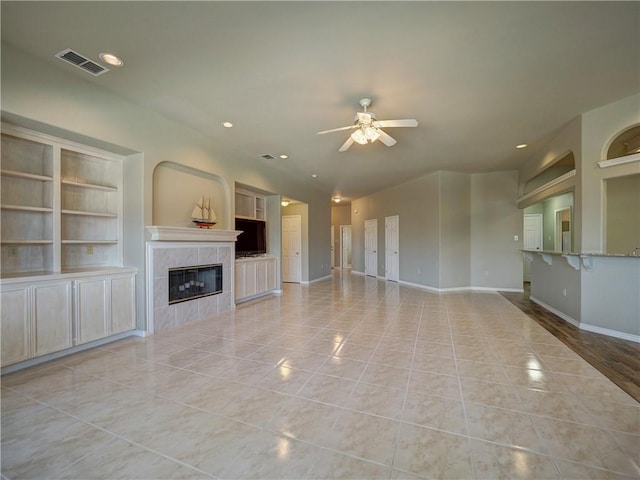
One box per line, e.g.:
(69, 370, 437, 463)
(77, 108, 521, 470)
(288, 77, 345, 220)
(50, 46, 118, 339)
(2, 2, 639, 202)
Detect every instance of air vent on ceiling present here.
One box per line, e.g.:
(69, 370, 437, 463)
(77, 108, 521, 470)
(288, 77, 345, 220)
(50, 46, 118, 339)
(55, 48, 109, 76)
(260, 154, 276, 160)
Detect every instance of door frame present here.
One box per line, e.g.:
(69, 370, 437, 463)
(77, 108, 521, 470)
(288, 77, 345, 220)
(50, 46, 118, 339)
(385, 215, 399, 282)
(282, 214, 302, 283)
(364, 218, 378, 277)
(340, 224, 352, 269)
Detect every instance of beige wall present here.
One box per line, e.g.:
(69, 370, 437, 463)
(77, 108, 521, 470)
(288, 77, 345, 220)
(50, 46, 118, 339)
(606, 174, 640, 254)
(1, 42, 332, 327)
(581, 93, 640, 252)
(352, 170, 522, 291)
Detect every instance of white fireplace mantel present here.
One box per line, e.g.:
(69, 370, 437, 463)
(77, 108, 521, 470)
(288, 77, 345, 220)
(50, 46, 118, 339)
(146, 226, 241, 242)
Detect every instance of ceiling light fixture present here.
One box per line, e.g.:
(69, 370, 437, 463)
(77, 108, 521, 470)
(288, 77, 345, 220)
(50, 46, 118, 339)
(333, 197, 342, 203)
(516, 143, 528, 149)
(222, 121, 233, 128)
(311, 174, 318, 178)
(99, 53, 124, 67)
(279, 154, 288, 159)
(281, 200, 290, 207)
(350, 125, 381, 145)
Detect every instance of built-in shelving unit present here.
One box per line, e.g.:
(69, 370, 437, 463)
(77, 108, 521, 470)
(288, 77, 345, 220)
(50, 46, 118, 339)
(1, 123, 136, 370)
(235, 188, 265, 220)
(1, 124, 123, 275)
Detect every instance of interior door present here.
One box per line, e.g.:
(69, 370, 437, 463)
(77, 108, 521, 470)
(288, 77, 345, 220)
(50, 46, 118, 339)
(331, 225, 335, 269)
(385, 215, 399, 282)
(340, 225, 352, 269)
(282, 215, 302, 283)
(364, 219, 377, 277)
(523, 213, 543, 282)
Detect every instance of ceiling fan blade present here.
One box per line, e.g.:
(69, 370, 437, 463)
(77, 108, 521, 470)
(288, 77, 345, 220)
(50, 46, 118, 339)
(374, 119, 418, 128)
(317, 125, 356, 135)
(338, 137, 354, 152)
(377, 129, 397, 147)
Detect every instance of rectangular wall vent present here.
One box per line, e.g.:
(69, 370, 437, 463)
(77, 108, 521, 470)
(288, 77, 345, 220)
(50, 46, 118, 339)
(55, 48, 109, 76)
(260, 154, 276, 160)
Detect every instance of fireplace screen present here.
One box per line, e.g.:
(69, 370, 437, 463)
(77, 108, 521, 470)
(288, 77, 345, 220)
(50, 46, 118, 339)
(168, 264, 222, 305)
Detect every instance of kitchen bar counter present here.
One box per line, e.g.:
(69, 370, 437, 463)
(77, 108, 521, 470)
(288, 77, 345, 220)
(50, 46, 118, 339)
(522, 250, 639, 342)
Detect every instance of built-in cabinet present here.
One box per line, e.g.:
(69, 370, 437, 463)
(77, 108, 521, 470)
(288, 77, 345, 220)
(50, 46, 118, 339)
(235, 256, 277, 302)
(235, 188, 265, 220)
(1, 124, 136, 369)
(1, 270, 136, 368)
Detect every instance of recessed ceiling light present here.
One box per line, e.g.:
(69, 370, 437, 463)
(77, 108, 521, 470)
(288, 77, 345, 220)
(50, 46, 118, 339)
(281, 200, 290, 207)
(279, 154, 288, 159)
(222, 121, 233, 128)
(516, 143, 528, 149)
(333, 197, 342, 203)
(311, 174, 318, 178)
(99, 53, 124, 67)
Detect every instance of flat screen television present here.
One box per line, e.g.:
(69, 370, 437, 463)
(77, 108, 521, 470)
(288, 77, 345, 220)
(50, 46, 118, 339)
(235, 218, 267, 257)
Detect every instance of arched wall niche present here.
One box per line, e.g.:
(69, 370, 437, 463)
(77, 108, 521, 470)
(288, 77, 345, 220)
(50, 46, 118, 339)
(152, 161, 230, 229)
(605, 124, 640, 160)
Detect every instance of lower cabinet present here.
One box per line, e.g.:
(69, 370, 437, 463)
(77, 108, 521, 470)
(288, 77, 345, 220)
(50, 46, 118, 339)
(33, 281, 73, 356)
(0, 269, 136, 368)
(235, 256, 277, 302)
(1, 285, 31, 366)
(75, 273, 135, 345)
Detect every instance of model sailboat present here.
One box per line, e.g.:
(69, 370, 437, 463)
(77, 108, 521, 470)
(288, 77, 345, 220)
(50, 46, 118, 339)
(192, 196, 217, 228)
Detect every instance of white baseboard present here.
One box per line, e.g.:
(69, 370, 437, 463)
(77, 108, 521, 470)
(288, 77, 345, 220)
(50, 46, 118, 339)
(530, 296, 580, 327)
(580, 323, 640, 343)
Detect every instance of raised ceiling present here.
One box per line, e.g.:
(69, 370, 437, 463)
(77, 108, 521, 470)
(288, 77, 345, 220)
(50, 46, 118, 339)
(2, 1, 639, 201)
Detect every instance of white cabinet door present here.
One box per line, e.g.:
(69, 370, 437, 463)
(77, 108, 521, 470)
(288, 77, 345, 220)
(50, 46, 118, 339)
(1, 285, 31, 366)
(33, 281, 73, 356)
(267, 257, 277, 291)
(235, 262, 246, 300)
(75, 278, 108, 345)
(245, 261, 257, 297)
(110, 274, 136, 334)
(256, 259, 268, 294)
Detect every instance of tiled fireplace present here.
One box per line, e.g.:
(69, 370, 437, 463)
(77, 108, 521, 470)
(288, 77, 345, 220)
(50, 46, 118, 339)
(145, 227, 240, 333)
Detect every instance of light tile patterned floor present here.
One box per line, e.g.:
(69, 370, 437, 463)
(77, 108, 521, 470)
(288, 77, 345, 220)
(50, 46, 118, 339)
(2, 271, 639, 479)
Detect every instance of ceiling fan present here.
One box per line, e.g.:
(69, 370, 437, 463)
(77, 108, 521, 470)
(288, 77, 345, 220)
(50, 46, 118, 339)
(317, 98, 418, 152)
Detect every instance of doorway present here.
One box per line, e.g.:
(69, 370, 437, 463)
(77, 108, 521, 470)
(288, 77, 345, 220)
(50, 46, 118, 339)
(330, 225, 335, 269)
(364, 219, 377, 277)
(385, 215, 399, 282)
(523, 213, 543, 282)
(282, 215, 302, 283)
(555, 208, 571, 252)
(340, 225, 352, 269)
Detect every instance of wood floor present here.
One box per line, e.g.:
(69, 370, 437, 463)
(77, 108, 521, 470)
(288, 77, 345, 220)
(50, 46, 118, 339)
(501, 284, 640, 403)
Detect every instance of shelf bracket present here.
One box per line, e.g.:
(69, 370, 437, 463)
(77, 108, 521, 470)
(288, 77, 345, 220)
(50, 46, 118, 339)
(562, 254, 580, 271)
(522, 251, 535, 263)
(580, 255, 593, 272)
(539, 253, 553, 266)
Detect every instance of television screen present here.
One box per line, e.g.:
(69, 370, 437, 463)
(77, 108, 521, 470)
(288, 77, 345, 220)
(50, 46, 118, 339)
(235, 218, 267, 256)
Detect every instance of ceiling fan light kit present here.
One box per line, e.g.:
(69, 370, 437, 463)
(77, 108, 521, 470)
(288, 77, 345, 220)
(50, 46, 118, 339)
(317, 97, 418, 152)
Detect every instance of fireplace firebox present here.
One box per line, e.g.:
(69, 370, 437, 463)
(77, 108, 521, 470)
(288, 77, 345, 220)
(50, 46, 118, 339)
(168, 264, 222, 305)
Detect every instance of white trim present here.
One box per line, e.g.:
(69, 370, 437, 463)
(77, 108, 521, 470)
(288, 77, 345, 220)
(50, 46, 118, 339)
(303, 274, 332, 285)
(518, 169, 576, 204)
(351, 270, 365, 276)
(530, 296, 580, 327)
(580, 323, 640, 343)
(398, 279, 521, 294)
(146, 226, 241, 242)
(1, 330, 139, 375)
(597, 152, 640, 169)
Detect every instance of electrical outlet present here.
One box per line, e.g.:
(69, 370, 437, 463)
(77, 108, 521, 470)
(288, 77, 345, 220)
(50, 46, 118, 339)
(86, 245, 94, 255)
(513, 235, 519, 241)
